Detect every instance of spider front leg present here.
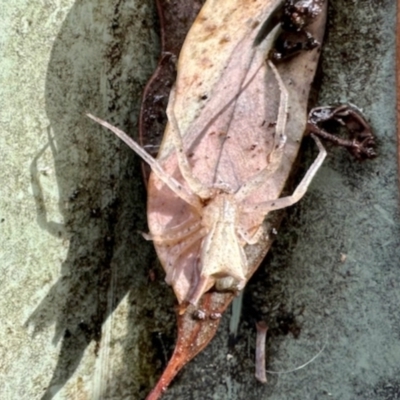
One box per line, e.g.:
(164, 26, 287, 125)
(87, 114, 202, 211)
(166, 87, 213, 200)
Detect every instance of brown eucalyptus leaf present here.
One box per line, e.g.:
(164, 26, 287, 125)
(147, 0, 327, 305)
(139, 0, 206, 181)
(142, 0, 328, 398)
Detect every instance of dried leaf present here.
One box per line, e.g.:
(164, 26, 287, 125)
(140, 1, 328, 398)
(139, 0, 206, 181)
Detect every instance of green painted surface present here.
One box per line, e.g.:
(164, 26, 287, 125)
(1, 0, 398, 399)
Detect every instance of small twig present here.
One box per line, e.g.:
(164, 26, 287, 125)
(266, 338, 327, 375)
(255, 321, 268, 383)
(307, 105, 377, 160)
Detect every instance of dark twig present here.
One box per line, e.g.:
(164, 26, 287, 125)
(307, 104, 377, 160)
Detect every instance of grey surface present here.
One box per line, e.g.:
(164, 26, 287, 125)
(1, 0, 398, 399)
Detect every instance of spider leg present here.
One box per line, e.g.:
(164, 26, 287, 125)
(166, 87, 213, 200)
(238, 225, 264, 245)
(235, 60, 288, 202)
(165, 227, 208, 285)
(143, 217, 202, 245)
(87, 114, 202, 212)
(243, 134, 326, 215)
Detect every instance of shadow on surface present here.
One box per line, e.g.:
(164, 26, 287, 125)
(25, 1, 176, 398)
